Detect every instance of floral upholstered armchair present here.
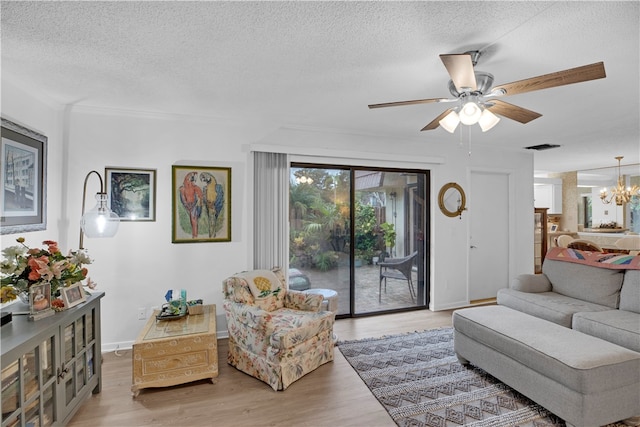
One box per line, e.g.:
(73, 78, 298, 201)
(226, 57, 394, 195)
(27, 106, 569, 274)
(222, 267, 335, 390)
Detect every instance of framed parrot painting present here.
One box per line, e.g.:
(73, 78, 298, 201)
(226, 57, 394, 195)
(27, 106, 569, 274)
(172, 165, 231, 243)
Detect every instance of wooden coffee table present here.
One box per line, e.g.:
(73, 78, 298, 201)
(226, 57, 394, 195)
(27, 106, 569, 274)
(131, 304, 218, 396)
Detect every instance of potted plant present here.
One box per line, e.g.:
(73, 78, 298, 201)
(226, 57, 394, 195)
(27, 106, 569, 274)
(380, 222, 396, 258)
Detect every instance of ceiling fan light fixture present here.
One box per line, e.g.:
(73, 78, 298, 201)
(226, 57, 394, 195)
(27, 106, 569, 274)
(478, 108, 500, 132)
(459, 100, 482, 125)
(439, 110, 460, 133)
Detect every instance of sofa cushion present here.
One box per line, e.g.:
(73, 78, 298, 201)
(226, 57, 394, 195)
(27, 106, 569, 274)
(242, 270, 282, 299)
(510, 273, 551, 293)
(573, 310, 640, 352)
(620, 270, 640, 314)
(497, 288, 611, 327)
(542, 259, 624, 308)
(228, 268, 286, 312)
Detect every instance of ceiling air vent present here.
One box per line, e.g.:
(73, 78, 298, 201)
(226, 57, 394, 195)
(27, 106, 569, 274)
(524, 144, 561, 151)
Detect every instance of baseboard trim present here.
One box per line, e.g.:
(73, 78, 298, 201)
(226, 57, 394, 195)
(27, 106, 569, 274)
(470, 297, 497, 305)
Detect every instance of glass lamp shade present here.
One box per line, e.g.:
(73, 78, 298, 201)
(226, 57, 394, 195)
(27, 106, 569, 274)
(459, 101, 482, 125)
(439, 110, 460, 133)
(80, 193, 120, 238)
(478, 109, 501, 132)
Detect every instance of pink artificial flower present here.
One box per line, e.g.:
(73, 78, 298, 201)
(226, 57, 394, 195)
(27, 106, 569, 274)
(27, 256, 48, 280)
(43, 240, 60, 254)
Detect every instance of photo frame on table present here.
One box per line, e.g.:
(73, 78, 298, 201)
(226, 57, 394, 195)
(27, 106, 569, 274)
(105, 167, 157, 221)
(550, 224, 559, 232)
(61, 282, 86, 309)
(1, 118, 47, 234)
(29, 282, 54, 320)
(172, 165, 231, 243)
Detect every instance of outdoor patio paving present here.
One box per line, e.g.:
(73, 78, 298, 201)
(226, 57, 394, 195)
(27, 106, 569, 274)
(299, 264, 420, 315)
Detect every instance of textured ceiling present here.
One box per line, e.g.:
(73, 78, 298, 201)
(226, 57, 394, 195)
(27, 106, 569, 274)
(2, 1, 639, 179)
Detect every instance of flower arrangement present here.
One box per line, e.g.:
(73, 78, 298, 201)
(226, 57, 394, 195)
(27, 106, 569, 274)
(0, 237, 95, 304)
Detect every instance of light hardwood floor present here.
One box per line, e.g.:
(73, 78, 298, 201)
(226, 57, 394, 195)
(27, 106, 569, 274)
(69, 309, 454, 427)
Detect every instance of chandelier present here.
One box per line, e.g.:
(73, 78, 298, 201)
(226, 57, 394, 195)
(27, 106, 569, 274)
(600, 156, 640, 206)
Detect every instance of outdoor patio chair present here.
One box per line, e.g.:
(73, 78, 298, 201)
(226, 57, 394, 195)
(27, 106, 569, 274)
(379, 251, 418, 303)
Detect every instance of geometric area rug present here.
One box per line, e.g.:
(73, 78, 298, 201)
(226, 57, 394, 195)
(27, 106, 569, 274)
(338, 328, 625, 427)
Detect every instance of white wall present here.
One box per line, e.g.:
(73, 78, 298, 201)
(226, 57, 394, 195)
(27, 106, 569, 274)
(2, 82, 535, 351)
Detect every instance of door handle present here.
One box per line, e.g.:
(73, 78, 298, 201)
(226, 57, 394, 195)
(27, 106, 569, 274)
(470, 245, 477, 249)
(57, 365, 69, 384)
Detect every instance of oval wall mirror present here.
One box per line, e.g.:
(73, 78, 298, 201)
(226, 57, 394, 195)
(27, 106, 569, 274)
(438, 182, 467, 218)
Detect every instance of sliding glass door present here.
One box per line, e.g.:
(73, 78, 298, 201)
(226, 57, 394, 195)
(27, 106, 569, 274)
(290, 164, 429, 316)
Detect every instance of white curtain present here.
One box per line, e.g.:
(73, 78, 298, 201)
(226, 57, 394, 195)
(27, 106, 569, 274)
(253, 151, 289, 270)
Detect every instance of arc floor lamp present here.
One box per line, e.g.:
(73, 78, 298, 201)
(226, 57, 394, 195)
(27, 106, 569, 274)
(79, 170, 120, 250)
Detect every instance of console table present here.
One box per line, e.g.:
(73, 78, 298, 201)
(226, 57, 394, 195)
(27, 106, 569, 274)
(131, 304, 218, 397)
(1, 291, 104, 426)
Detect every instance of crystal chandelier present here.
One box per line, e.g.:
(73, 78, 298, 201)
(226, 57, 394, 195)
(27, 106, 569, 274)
(599, 156, 640, 206)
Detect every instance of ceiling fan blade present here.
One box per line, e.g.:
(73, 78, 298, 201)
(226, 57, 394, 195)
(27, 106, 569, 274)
(421, 109, 455, 131)
(440, 54, 477, 92)
(368, 98, 451, 109)
(493, 62, 605, 96)
(486, 99, 542, 124)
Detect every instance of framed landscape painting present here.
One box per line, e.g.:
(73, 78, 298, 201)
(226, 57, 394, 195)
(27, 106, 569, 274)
(105, 167, 156, 221)
(172, 165, 231, 243)
(1, 118, 47, 234)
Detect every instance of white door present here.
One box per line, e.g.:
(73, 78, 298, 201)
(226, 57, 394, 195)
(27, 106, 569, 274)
(469, 170, 510, 302)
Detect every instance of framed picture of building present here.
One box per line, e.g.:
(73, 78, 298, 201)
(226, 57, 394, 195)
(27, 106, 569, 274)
(105, 167, 157, 221)
(172, 165, 231, 243)
(1, 118, 47, 234)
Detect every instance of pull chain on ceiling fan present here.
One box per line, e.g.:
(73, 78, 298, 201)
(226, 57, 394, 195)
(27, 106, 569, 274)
(368, 51, 606, 133)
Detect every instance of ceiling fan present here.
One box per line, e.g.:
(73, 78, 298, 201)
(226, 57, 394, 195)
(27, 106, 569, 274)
(368, 51, 606, 133)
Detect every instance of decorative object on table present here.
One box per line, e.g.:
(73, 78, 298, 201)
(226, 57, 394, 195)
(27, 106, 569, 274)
(600, 156, 640, 206)
(172, 165, 231, 243)
(597, 221, 620, 229)
(0, 237, 94, 308)
(338, 328, 564, 426)
(79, 170, 120, 250)
(156, 288, 187, 320)
(29, 282, 54, 320)
(105, 167, 157, 221)
(1, 118, 47, 234)
(187, 299, 204, 315)
(61, 282, 86, 309)
(156, 303, 187, 320)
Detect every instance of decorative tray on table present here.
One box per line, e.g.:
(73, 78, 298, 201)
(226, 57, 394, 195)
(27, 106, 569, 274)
(156, 304, 187, 321)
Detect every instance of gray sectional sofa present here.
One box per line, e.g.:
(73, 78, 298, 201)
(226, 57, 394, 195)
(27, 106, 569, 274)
(497, 257, 640, 352)
(453, 252, 640, 426)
